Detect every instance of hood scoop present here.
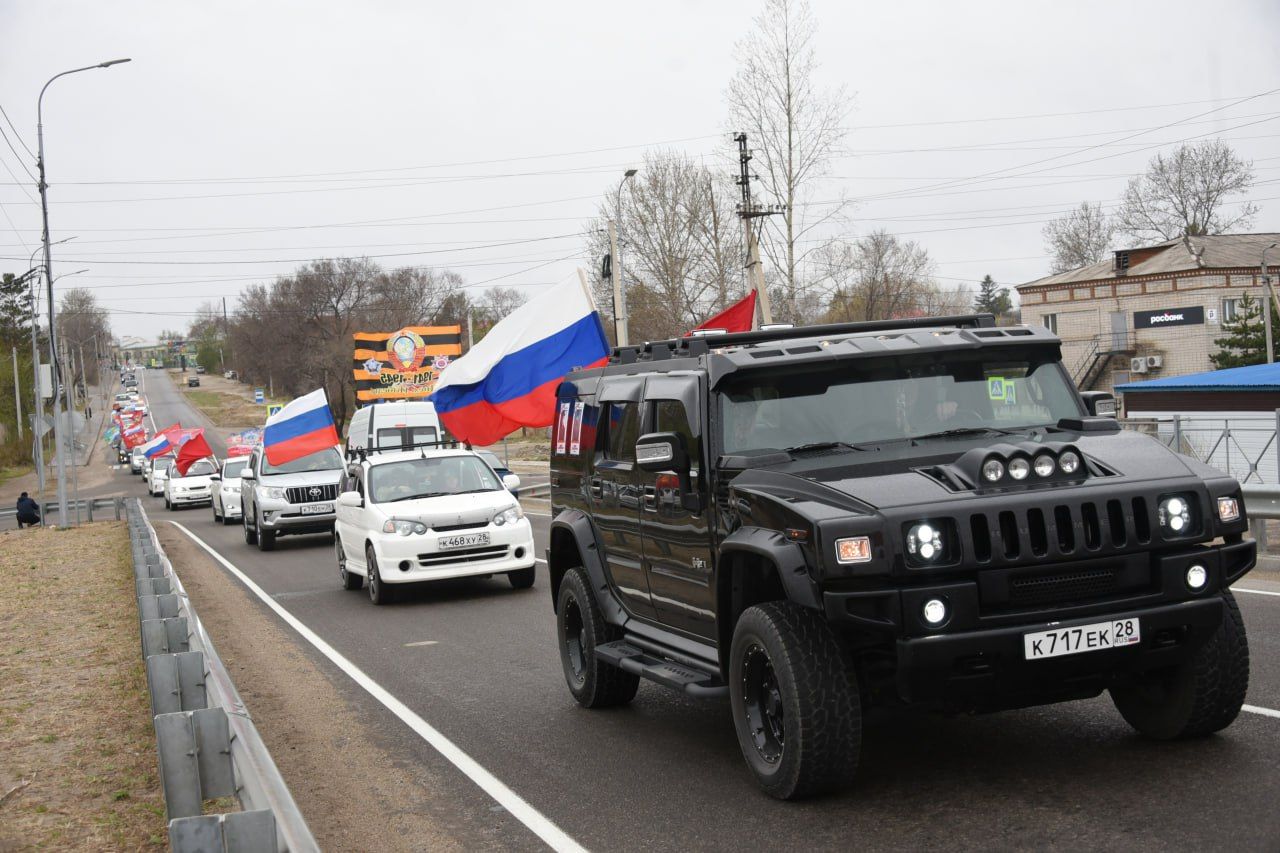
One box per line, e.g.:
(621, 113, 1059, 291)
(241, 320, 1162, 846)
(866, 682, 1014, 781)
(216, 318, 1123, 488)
(919, 439, 1116, 494)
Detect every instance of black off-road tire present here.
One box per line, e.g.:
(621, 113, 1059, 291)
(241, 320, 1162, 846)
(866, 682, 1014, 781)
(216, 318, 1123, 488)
(337, 538, 362, 590)
(729, 601, 862, 800)
(243, 511, 258, 545)
(556, 566, 638, 708)
(257, 521, 276, 551)
(164, 495, 171, 510)
(367, 546, 393, 605)
(1110, 591, 1250, 739)
(213, 502, 221, 523)
(507, 565, 536, 589)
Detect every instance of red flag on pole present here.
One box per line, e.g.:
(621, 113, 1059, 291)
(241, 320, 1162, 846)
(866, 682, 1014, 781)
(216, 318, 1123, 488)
(175, 430, 214, 476)
(687, 291, 757, 335)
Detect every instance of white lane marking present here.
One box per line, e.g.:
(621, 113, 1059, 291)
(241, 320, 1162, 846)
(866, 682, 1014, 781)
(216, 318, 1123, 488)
(1232, 586, 1280, 598)
(167, 521, 585, 853)
(404, 640, 439, 647)
(1244, 704, 1280, 719)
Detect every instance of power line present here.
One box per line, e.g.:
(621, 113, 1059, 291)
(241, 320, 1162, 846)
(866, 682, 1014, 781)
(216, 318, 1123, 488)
(0, 103, 35, 159)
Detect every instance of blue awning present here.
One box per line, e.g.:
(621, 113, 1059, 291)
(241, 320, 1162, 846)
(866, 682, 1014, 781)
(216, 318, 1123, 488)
(1116, 362, 1280, 393)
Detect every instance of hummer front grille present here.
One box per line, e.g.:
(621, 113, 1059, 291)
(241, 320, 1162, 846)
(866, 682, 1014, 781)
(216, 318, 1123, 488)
(967, 497, 1151, 564)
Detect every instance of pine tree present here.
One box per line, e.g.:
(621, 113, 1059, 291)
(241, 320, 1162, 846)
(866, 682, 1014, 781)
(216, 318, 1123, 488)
(1210, 291, 1278, 369)
(972, 274, 1012, 318)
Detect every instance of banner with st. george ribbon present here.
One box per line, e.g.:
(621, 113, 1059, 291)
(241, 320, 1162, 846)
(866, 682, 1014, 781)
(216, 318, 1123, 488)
(352, 325, 463, 402)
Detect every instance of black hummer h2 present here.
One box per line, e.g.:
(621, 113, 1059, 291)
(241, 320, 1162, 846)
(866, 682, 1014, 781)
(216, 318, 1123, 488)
(547, 314, 1254, 799)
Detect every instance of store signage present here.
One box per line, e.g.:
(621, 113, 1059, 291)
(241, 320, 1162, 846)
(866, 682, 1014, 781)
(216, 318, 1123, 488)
(1133, 306, 1204, 329)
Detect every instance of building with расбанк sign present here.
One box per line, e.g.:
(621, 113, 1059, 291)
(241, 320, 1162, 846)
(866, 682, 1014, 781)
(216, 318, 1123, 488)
(1016, 233, 1280, 394)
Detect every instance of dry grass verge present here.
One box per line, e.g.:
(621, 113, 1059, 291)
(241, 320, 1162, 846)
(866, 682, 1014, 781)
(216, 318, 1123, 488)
(0, 522, 165, 850)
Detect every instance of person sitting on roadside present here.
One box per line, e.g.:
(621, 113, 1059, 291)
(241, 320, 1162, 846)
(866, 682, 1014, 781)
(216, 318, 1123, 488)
(15, 492, 40, 528)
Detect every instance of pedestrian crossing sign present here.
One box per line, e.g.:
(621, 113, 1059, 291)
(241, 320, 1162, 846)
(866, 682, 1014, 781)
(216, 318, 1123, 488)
(266, 404, 283, 418)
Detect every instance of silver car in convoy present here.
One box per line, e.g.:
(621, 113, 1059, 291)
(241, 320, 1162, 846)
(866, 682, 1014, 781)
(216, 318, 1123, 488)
(240, 445, 344, 551)
(211, 456, 250, 525)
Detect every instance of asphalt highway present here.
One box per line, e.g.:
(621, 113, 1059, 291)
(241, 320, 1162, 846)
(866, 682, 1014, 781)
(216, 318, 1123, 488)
(119, 369, 1280, 851)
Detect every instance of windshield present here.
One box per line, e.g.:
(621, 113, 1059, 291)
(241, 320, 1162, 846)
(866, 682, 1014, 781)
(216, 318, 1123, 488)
(261, 446, 343, 476)
(222, 459, 247, 478)
(369, 455, 501, 503)
(478, 451, 504, 470)
(181, 458, 217, 476)
(719, 355, 1082, 454)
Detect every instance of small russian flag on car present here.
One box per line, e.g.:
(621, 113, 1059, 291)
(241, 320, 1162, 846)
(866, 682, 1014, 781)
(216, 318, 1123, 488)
(263, 388, 340, 466)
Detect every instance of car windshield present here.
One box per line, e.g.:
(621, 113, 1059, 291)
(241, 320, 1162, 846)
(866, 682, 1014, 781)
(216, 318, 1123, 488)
(261, 446, 343, 475)
(719, 354, 1083, 454)
(222, 459, 247, 478)
(478, 451, 504, 470)
(182, 458, 217, 477)
(368, 455, 501, 503)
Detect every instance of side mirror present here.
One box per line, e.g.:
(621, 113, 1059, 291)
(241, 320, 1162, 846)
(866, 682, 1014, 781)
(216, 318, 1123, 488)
(636, 432, 689, 474)
(502, 473, 521, 491)
(337, 490, 363, 508)
(209, 474, 221, 482)
(240, 468, 256, 481)
(1080, 391, 1118, 418)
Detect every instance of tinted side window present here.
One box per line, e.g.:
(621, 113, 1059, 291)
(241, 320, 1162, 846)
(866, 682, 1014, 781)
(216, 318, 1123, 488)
(654, 400, 699, 476)
(604, 403, 639, 463)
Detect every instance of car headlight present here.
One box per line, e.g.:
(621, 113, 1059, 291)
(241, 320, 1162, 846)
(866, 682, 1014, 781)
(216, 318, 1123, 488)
(906, 522, 944, 562)
(228, 484, 241, 494)
(492, 505, 523, 526)
(263, 486, 286, 501)
(382, 519, 428, 536)
(1158, 494, 1194, 534)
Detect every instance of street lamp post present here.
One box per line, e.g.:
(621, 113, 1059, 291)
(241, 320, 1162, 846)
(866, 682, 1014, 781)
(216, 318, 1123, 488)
(25, 237, 75, 493)
(36, 58, 130, 525)
(610, 168, 638, 346)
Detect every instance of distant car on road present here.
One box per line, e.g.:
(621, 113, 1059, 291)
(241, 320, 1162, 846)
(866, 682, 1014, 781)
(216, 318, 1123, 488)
(145, 456, 175, 496)
(129, 446, 147, 474)
(164, 456, 217, 510)
(211, 457, 249, 524)
(187, 376, 200, 387)
(224, 370, 238, 380)
(195, 365, 207, 374)
(334, 447, 534, 604)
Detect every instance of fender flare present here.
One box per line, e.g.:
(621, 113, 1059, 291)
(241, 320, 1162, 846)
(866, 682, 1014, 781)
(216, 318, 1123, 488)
(718, 526, 821, 611)
(548, 509, 627, 627)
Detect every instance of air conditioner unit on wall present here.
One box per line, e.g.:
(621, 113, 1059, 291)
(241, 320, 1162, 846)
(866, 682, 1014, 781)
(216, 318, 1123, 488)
(1130, 357, 1148, 373)
(1146, 354, 1164, 369)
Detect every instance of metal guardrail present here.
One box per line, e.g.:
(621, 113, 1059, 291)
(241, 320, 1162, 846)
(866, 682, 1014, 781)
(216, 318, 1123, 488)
(1242, 484, 1280, 551)
(0, 496, 127, 527)
(127, 499, 318, 852)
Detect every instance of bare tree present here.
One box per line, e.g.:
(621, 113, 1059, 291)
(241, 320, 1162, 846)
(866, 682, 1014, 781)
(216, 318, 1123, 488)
(1043, 201, 1115, 273)
(57, 288, 111, 388)
(815, 231, 937, 322)
(727, 0, 848, 323)
(1116, 140, 1258, 243)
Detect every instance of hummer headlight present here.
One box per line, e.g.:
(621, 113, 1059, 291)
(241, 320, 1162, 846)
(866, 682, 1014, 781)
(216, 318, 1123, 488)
(1033, 454, 1056, 478)
(1158, 495, 1194, 534)
(1007, 457, 1031, 481)
(981, 458, 1005, 483)
(1058, 450, 1081, 475)
(907, 523, 944, 561)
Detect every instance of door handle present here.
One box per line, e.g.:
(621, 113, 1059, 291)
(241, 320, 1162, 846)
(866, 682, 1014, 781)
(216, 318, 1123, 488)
(589, 477, 603, 498)
(642, 485, 657, 511)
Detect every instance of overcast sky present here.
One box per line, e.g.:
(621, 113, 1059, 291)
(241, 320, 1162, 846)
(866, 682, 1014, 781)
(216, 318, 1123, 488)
(1, 0, 1278, 341)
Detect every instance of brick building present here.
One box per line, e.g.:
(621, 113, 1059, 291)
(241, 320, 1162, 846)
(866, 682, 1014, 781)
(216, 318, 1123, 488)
(1015, 233, 1280, 393)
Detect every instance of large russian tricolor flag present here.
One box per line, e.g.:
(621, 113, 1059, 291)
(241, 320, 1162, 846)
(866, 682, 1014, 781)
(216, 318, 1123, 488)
(139, 432, 171, 459)
(432, 278, 609, 446)
(263, 389, 341, 465)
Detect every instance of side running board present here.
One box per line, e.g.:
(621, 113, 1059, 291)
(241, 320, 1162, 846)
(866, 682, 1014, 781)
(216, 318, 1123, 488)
(594, 641, 728, 699)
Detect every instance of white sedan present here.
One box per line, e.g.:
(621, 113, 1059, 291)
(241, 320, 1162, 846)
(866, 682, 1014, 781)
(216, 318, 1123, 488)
(146, 456, 175, 496)
(334, 449, 535, 605)
(211, 456, 249, 524)
(164, 457, 217, 510)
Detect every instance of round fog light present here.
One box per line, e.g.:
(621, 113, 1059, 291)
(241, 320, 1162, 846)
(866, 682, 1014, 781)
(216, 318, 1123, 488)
(1033, 454, 1056, 478)
(1186, 564, 1207, 590)
(982, 458, 1005, 482)
(1008, 457, 1030, 480)
(922, 598, 948, 626)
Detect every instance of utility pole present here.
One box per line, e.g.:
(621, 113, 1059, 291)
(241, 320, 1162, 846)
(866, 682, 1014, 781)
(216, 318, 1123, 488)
(1263, 243, 1278, 364)
(734, 133, 782, 327)
(466, 309, 475, 350)
(609, 169, 638, 346)
(28, 272, 44, 492)
(221, 296, 231, 372)
(12, 348, 21, 441)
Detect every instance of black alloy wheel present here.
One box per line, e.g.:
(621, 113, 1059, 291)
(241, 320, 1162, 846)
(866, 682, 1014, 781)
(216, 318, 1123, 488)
(741, 643, 785, 765)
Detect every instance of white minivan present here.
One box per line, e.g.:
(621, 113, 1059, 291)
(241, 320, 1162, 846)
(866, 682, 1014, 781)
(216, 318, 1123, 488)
(345, 400, 443, 453)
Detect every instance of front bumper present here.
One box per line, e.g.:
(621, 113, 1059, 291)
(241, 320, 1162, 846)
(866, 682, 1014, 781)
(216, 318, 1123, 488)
(822, 539, 1255, 709)
(219, 490, 242, 516)
(259, 506, 335, 534)
(372, 518, 535, 584)
(170, 488, 212, 505)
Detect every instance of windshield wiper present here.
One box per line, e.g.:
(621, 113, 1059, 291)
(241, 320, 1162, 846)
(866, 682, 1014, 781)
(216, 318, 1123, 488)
(452, 487, 498, 495)
(910, 426, 1017, 444)
(387, 491, 448, 502)
(784, 441, 863, 455)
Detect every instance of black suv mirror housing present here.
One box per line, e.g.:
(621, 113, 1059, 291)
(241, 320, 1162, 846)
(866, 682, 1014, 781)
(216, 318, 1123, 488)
(1080, 391, 1118, 418)
(636, 432, 688, 474)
